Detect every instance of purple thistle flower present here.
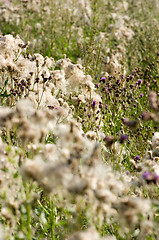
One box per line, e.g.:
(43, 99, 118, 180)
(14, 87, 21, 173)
(120, 134, 128, 143)
(100, 77, 106, 83)
(138, 79, 142, 85)
(142, 172, 159, 184)
(142, 171, 152, 179)
(138, 79, 142, 84)
(135, 155, 141, 160)
(91, 100, 96, 108)
(126, 170, 130, 175)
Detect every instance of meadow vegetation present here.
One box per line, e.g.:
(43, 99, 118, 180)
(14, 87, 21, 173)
(0, 0, 159, 239)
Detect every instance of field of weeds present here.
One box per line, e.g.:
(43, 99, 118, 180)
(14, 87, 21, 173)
(0, 0, 159, 239)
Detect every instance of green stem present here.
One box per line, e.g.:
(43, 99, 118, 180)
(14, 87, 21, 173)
(25, 182, 32, 240)
(49, 197, 56, 240)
